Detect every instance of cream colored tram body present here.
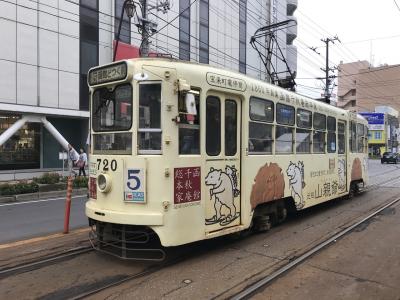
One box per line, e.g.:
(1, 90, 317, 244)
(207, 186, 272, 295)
(86, 58, 368, 259)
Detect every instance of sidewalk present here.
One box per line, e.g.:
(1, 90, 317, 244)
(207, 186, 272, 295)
(0, 167, 88, 182)
(0, 187, 88, 204)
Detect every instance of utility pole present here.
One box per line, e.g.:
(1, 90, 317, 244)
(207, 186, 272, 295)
(138, 0, 170, 57)
(140, 0, 149, 56)
(311, 35, 339, 104)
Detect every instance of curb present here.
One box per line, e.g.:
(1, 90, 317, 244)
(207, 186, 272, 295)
(0, 188, 88, 204)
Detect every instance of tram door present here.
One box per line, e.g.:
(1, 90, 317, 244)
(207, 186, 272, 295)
(204, 94, 241, 233)
(338, 120, 348, 193)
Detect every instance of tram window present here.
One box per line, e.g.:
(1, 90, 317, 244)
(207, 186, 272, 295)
(327, 116, 336, 153)
(138, 83, 162, 153)
(364, 125, 369, 153)
(357, 123, 364, 153)
(296, 109, 312, 128)
(350, 121, 357, 152)
(206, 96, 221, 156)
(313, 113, 326, 130)
(327, 116, 336, 131)
(92, 84, 132, 132)
(249, 97, 273, 122)
(93, 133, 132, 155)
(248, 122, 273, 154)
(178, 90, 200, 154)
(296, 128, 311, 153)
(313, 131, 325, 153)
(276, 125, 293, 153)
(225, 100, 237, 156)
(338, 122, 345, 154)
(276, 103, 295, 125)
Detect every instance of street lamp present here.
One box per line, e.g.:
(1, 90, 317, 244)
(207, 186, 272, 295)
(113, 0, 136, 62)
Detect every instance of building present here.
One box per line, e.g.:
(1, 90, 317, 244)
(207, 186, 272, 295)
(360, 107, 399, 156)
(0, 0, 297, 175)
(337, 61, 400, 113)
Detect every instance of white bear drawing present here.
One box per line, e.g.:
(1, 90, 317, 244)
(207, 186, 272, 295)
(205, 167, 237, 225)
(286, 161, 305, 209)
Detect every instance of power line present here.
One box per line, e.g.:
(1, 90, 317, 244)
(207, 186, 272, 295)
(394, 0, 400, 12)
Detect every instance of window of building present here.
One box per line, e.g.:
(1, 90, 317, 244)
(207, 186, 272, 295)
(114, 0, 131, 44)
(327, 116, 336, 153)
(276, 103, 295, 125)
(206, 96, 221, 156)
(179, 0, 191, 61)
(338, 121, 345, 154)
(138, 83, 162, 153)
(374, 131, 382, 140)
(80, 0, 99, 111)
(313, 113, 326, 153)
(225, 100, 237, 156)
(178, 90, 200, 154)
(239, 0, 246, 73)
(0, 115, 40, 170)
(199, 0, 209, 63)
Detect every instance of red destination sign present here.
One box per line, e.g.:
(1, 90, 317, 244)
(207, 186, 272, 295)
(174, 167, 201, 204)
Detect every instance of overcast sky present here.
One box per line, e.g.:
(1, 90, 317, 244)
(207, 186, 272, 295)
(295, 0, 400, 98)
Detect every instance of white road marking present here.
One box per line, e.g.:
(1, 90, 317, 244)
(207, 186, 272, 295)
(0, 195, 87, 207)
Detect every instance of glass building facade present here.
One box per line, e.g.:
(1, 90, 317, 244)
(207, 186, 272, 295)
(0, 115, 40, 170)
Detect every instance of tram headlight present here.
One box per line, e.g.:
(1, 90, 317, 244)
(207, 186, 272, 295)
(97, 173, 112, 193)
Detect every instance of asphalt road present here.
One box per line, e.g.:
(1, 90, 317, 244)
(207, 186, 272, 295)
(0, 195, 88, 244)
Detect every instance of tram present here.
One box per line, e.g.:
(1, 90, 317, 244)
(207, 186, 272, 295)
(86, 58, 368, 259)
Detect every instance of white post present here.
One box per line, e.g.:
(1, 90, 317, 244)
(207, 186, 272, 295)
(0, 117, 27, 147)
(40, 117, 79, 158)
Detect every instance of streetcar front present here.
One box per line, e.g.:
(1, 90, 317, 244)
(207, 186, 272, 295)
(85, 59, 179, 260)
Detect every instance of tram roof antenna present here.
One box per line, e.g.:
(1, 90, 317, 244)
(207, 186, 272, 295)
(250, 19, 297, 91)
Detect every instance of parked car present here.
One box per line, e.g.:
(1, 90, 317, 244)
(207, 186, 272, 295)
(381, 152, 400, 164)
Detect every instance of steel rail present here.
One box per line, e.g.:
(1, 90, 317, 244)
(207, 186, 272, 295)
(0, 246, 93, 279)
(69, 254, 188, 300)
(231, 196, 400, 300)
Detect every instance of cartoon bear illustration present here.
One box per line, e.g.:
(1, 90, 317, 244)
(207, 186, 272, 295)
(205, 167, 238, 225)
(286, 161, 305, 209)
(351, 157, 362, 181)
(250, 162, 285, 210)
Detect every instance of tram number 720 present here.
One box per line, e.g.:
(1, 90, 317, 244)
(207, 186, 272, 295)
(96, 158, 117, 171)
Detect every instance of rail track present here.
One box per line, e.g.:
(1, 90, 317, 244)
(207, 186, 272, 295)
(230, 196, 400, 300)
(0, 246, 93, 279)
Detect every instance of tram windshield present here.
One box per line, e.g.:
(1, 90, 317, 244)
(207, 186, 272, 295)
(92, 84, 132, 132)
(92, 84, 132, 154)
